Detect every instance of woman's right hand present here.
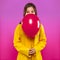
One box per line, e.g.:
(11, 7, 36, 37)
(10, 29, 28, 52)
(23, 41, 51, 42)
(29, 48, 36, 55)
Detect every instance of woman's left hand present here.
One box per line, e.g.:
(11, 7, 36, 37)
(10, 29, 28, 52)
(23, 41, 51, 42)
(29, 48, 36, 55)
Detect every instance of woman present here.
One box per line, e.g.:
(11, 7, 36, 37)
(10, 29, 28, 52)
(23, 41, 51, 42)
(13, 3, 47, 60)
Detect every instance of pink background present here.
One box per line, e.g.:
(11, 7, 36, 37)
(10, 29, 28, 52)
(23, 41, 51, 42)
(0, 0, 60, 60)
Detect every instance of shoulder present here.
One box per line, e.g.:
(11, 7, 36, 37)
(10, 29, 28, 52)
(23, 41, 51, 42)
(15, 23, 22, 32)
(16, 24, 21, 28)
(39, 23, 45, 33)
(40, 23, 44, 30)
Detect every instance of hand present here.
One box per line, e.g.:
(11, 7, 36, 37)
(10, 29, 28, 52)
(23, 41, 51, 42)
(29, 48, 36, 55)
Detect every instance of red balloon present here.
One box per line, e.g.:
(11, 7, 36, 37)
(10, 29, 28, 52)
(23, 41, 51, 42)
(22, 14, 40, 38)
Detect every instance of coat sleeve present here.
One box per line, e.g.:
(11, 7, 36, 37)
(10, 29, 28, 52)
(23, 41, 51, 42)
(13, 24, 30, 57)
(34, 24, 47, 52)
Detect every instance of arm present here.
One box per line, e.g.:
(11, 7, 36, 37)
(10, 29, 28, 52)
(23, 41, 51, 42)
(13, 24, 30, 57)
(34, 24, 47, 52)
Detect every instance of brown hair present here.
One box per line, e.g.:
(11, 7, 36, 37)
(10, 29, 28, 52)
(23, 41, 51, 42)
(23, 3, 37, 16)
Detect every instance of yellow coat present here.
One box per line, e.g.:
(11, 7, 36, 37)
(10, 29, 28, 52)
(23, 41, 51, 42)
(13, 24, 47, 60)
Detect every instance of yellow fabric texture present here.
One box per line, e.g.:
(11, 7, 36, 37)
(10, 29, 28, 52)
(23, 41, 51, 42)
(13, 24, 47, 60)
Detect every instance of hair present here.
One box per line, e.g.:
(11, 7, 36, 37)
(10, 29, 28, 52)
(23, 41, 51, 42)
(23, 3, 37, 16)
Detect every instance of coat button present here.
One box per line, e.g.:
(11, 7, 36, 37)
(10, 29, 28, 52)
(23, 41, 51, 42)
(19, 37, 21, 42)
